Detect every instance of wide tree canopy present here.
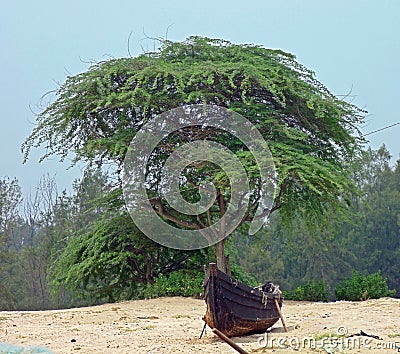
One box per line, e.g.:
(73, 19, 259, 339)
(23, 36, 366, 272)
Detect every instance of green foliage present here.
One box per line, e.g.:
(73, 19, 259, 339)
(225, 233, 258, 287)
(0, 144, 399, 309)
(0, 176, 22, 245)
(23, 36, 366, 234)
(335, 271, 396, 301)
(22, 36, 369, 301)
(233, 146, 400, 300)
(50, 212, 157, 302)
(0, 177, 23, 310)
(230, 262, 258, 288)
(283, 280, 329, 302)
(49, 207, 210, 304)
(232, 214, 352, 295)
(138, 270, 204, 299)
(344, 146, 400, 293)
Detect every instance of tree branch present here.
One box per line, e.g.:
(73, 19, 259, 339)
(151, 198, 200, 229)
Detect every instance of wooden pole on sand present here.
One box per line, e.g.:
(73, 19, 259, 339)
(212, 328, 249, 354)
(274, 298, 288, 332)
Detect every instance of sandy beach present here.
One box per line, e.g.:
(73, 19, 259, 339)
(0, 296, 399, 353)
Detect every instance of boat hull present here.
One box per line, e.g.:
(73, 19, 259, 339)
(203, 263, 282, 337)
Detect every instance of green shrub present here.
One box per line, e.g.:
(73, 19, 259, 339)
(283, 280, 329, 302)
(335, 271, 396, 301)
(138, 270, 204, 299)
(230, 263, 258, 287)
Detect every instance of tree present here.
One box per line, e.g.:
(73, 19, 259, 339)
(343, 146, 400, 293)
(49, 210, 208, 303)
(0, 177, 23, 309)
(1, 175, 61, 310)
(0, 177, 22, 246)
(23, 36, 365, 274)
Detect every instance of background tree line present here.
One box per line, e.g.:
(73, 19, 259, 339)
(233, 145, 399, 297)
(0, 144, 398, 310)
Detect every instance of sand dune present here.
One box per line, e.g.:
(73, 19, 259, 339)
(0, 297, 399, 353)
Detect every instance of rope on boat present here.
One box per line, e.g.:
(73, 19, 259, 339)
(260, 282, 282, 308)
(259, 282, 288, 333)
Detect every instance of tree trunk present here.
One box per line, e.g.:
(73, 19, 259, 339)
(215, 190, 231, 275)
(216, 239, 231, 275)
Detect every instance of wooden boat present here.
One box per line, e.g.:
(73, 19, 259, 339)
(202, 262, 283, 337)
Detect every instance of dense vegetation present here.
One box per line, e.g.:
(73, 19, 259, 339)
(233, 146, 398, 300)
(22, 36, 365, 274)
(0, 37, 396, 309)
(335, 271, 395, 301)
(0, 145, 397, 309)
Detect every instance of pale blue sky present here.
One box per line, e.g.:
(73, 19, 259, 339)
(1, 0, 399, 194)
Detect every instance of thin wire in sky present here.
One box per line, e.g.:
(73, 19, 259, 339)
(363, 122, 400, 137)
